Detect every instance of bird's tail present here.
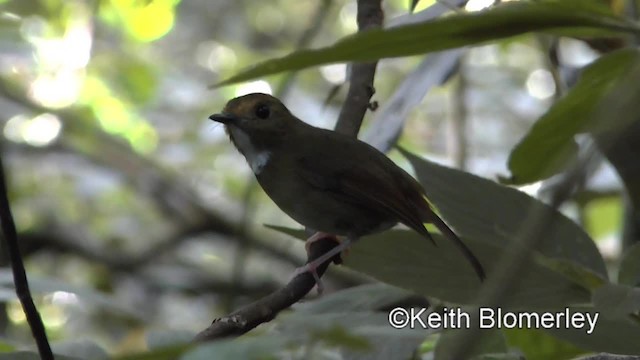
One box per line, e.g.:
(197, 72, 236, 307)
(427, 212, 486, 281)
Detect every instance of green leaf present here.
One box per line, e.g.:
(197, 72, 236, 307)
(0, 352, 79, 360)
(619, 243, 640, 286)
(545, 306, 640, 354)
(270, 227, 590, 309)
(293, 283, 416, 314)
(505, 48, 640, 184)
(504, 328, 587, 360)
(592, 283, 640, 318)
(435, 328, 508, 360)
(535, 258, 607, 291)
(146, 330, 195, 350)
(279, 312, 431, 360)
(399, 150, 607, 278)
(214, 1, 638, 87)
(180, 336, 286, 360)
(0, 339, 15, 352)
(310, 325, 373, 352)
(114, 344, 192, 360)
(50, 340, 108, 360)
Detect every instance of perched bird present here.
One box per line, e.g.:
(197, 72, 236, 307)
(210, 93, 485, 284)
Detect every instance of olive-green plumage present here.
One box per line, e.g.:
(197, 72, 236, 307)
(210, 93, 485, 281)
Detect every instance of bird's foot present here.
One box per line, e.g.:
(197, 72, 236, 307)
(295, 235, 353, 295)
(304, 232, 349, 263)
(293, 262, 325, 294)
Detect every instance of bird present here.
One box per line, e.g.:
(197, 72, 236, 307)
(209, 93, 485, 286)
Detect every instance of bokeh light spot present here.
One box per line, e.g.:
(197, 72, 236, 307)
(235, 80, 273, 97)
(526, 69, 556, 100)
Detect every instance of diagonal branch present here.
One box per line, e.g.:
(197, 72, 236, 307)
(334, 0, 384, 137)
(194, 237, 340, 341)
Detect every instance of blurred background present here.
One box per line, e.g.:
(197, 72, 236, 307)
(0, 0, 626, 355)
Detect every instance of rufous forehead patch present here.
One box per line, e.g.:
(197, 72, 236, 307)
(223, 93, 276, 116)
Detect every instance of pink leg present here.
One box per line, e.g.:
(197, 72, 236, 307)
(293, 237, 353, 294)
(304, 232, 338, 254)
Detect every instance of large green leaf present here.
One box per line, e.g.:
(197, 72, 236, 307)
(619, 242, 640, 286)
(180, 336, 286, 360)
(435, 328, 509, 360)
(293, 283, 416, 314)
(176, 310, 430, 360)
(0, 352, 79, 360)
(592, 283, 640, 319)
(545, 306, 640, 354)
(505, 48, 640, 184)
(504, 328, 587, 360)
(400, 150, 607, 278)
(114, 344, 192, 360)
(278, 312, 431, 360)
(50, 340, 108, 360)
(214, 1, 638, 87)
(290, 284, 431, 359)
(268, 226, 590, 309)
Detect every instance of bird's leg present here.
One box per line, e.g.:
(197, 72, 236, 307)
(304, 232, 337, 254)
(304, 232, 351, 261)
(294, 236, 354, 294)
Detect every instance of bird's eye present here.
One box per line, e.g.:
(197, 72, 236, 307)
(255, 104, 270, 119)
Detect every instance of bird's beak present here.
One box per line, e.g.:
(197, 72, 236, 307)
(209, 112, 238, 124)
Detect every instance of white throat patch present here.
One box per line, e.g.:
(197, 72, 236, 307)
(229, 127, 271, 174)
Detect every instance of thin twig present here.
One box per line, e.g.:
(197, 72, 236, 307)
(194, 237, 340, 341)
(0, 154, 54, 359)
(334, 0, 384, 136)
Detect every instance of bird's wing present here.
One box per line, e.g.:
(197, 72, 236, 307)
(294, 140, 434, 243)
(294, 136, 485, 280)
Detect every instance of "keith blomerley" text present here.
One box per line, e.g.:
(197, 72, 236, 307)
(388, 307, 599, 334)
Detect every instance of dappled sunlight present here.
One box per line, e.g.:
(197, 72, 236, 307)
(21, 8, 92, 108)
(235, 80, 273, 97)
(526, 69, 556, 100)
(100, 0, 180, 42)
(82, 75, 158, 153)
(4, 113, 62, 147)
(465, 0, 496, 12)
(195, 41, 237, 73)
(517, 180, 542, 197)
(320, 64, 346, 84)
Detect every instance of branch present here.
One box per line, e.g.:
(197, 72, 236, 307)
(334, 0, 384, 136)
(0, 153, 53, 359)
(194, 237, 340, 340)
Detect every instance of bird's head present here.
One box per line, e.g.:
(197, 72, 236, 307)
(209, 93, 296, 148)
